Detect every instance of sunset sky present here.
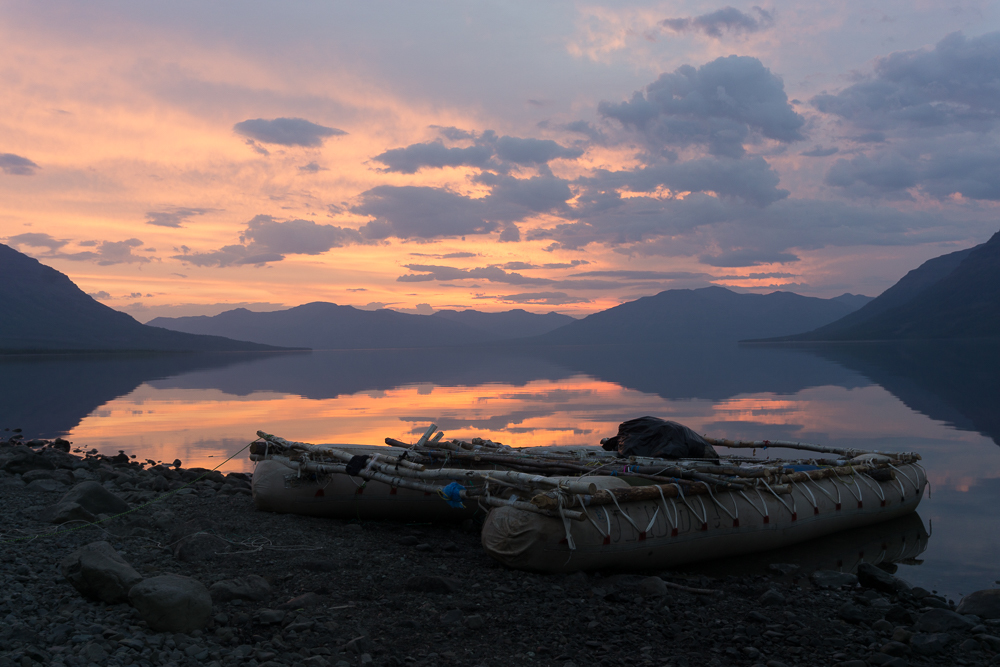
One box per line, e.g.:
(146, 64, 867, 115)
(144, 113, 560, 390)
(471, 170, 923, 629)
(3, 1, 1000, 320)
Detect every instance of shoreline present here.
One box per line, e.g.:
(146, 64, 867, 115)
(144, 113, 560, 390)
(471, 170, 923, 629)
(1, 435, 998, 667)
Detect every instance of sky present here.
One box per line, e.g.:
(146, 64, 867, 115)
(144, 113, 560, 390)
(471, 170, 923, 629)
(2, 1, 1000, 321)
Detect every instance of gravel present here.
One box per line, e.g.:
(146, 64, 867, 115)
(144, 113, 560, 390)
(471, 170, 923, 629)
(2, 433, 999, 667)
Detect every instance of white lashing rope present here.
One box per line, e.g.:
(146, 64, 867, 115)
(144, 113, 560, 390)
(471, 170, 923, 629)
(608, 490, 643, 536)
(809, 476, 841, 507)
(761, 478, 796, 519)
(580, 502, 611, 542)
(739, 489, 769, 521)
(557, 493, 576, 551)
(790, 478, 818, 515)
(833, 470, 864, 505)
(674, 483, 709, 528)
(702, 483, 739, 526)
(855, 472, 885, 504)
(888, 463, 919, 495)
(656, 485, 680, 536)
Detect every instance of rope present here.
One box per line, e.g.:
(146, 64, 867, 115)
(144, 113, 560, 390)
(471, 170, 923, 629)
(702, 483, 738, 525)
(761, 479, 795, 519)
(738, 490, 768, 521)
(0, 439, 255, 546)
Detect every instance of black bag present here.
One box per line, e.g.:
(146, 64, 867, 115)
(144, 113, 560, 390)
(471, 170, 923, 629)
(601, 417, 718, 459)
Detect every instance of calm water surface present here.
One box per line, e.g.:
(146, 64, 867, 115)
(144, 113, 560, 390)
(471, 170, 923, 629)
(3, 342, 998, 600)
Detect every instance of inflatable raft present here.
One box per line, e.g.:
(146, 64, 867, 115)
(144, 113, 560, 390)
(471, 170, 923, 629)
(248, 425, 928, 573)
(480, 458, 927, 572)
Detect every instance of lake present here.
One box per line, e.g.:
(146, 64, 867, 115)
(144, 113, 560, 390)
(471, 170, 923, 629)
(3, 341, 998, 600)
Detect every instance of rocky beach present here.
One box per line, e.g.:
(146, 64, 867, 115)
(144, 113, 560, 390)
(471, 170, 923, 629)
(1, 433, 999, 667)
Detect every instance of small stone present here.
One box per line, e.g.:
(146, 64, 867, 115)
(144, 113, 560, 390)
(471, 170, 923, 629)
(892, 627, 913, 643)
(835, 661, 866, 667)
(60, 541, 143, 604)
(910, 632, 953, 655)
(343, 523, 363, 532)
(465, 614, 485, 630)
(914, 608, 976, 633)
(759, 588, 785, 606)
(880, 641, 909, 657)
(415, 543, 432, 551)
(838, 602, 867, 624)
(872, 619, 894, 633)
(741, 647, 760, 659)
(397, 536, 419, 546)
(957, 589, 1000, 619)
(960, 638, 982, 651)
(128, 574, 213, 633)
(258, 609, 286, 624)
(639, 576, 668, 597)
(209, 575, 271, 603)
(767, 563, 799, 575)
(345, 636, 371, 655)
(811, 570, 858, 590)
(440, 609, 464, 625)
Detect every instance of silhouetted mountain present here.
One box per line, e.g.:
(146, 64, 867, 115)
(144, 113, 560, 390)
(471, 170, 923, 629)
(806, 341, 1000, 446)
(527, 286, 864, 345)
(773, 232, 999, 341)
(149, 303, 499, 349)
(0, 244, 287, 353)
(829, 293, 875, 310)
(432, 308, 575, 338)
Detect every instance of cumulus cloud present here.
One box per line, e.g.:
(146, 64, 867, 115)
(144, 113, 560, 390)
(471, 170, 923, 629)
(145, 207, 215, 228)
(352, 180, 572, 241)
(5, 232, 67, 251)
(599, 55, 805, 158)
(233, 117, 346, 147)
(173, 215, 367, 267)
(240, 215, 364, 254)
(56, 238, 152, 265)
(579, 156, 788, 207)
(354, 186, 498, 240)
(813, 32, 1000, 201)
(299, 162, 327, 173)
(397, 264, 552, 285)
(372, 132, 582, 173)
(812, 32, 1000, 134)
(373, 142, 493, 173)
(0, 153, 39, 175)
(87, 291, 111, 300)
(495, 292, 591, 305)
(661, 6, 775, 38)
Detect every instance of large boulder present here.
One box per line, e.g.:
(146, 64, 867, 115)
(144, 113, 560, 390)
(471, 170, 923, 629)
(128, 575, 213, 633)
(913, 608, 975, 633)
(60, 541, 143, 603)
(857, 562, 911, 594)
(209, 575, 271, 603)
(811, 570, 858, 590)
(956, 589, 1000, 619)
(59, 481, 129, 516)
(0, 448, 56, 475)
(38, 501, 97, 524)
(172, 533, 230, 562)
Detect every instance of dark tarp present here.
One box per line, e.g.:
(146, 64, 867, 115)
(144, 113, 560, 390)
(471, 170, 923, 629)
(601, 416, 718, 459)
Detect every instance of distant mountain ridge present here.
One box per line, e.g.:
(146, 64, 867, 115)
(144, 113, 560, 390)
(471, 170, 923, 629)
(527, 286, 869, 346)
(770, 231, 1000, 341)
(148, 303, 500, 349)
(0, 244, 286, 353)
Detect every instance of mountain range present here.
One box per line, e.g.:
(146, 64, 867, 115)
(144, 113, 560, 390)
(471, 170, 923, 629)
(769, 230, 1000, 341)
(147, 288, 871, 349)
(0, 243, 286, 353)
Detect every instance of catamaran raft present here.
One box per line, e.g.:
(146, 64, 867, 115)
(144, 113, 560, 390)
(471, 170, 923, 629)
(249, 418, 927, 573)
